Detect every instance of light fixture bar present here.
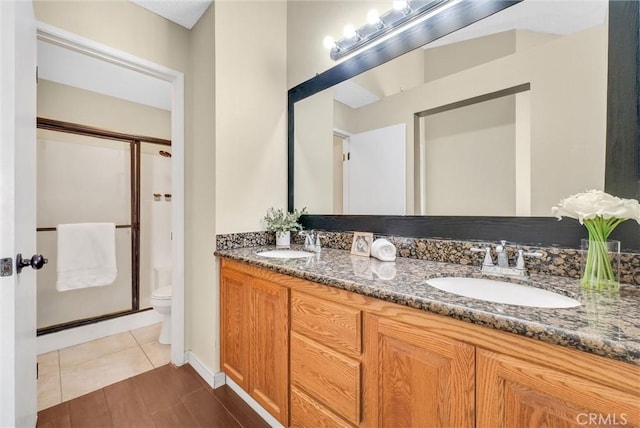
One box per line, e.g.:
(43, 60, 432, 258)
(329, 0, 453, 60)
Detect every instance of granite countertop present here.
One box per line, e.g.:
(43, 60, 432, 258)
(215, 245, 640, 366)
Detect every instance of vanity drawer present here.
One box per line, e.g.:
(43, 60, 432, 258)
(290, 332, 361, 425)
(291, 290, 361, 357)
(290, 385, 355, 428)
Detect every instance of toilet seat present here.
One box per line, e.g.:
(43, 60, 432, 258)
(152, 285, 172, 300)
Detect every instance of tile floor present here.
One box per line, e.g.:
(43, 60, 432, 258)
(37, 323, 171, 411)
(36, 363, 269, 428)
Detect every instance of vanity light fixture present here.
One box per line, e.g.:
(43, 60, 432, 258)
(324, 0, 456, 60)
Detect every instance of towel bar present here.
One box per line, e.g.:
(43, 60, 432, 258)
(37, 224, 131, 232)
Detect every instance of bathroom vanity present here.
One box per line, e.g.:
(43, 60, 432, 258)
(216, 247, 640, 427)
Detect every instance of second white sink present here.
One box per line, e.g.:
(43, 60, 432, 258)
(425, 277, 581, 308)
(256, 249, 313, 259)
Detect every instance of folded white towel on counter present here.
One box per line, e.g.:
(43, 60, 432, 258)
(371, 259, 397, 280)
(370, 238, 397, 262)
(56, 223, 117, 291)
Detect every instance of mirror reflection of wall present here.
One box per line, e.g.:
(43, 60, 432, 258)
(293, 1, 609, 217)
(419, 92, 519, 216)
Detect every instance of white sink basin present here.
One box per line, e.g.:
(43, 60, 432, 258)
(425, 277, 581, 308)
(256, 250, 313, 259)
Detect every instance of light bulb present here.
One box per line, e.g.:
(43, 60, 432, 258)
(343, 24, 357, 39)
(392, 1, 408, 11)
(367, 9, 381, 26)
(323, 36, 335, 50)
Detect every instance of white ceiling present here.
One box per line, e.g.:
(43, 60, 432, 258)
(427, 0, 607, 49)
(129, 0, 213, 30)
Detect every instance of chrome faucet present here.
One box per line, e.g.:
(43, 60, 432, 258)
(471, 241, 542, 277)
(495, 240, 510, 268)
(300, 230, 316, 250)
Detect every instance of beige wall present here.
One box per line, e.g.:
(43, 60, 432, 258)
(214, 1, 288, 234)
(295, 89, 334, 213)
(37, 80, 171, 138)
(187, 4, 217, 375)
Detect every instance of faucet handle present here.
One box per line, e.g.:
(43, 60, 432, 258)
(515, 250, 543, 270)
(471, 247, 494, 266)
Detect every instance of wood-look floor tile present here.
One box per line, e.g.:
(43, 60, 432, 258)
(36, 402, 70, 428)
(133, 366, 181, 414)
(150, 402, 199, 428)
(103, 378, 155, 428)
(156, 363, 206, 398)
(68, 390, 113, 428)
(212, 385, 271, 428)
(182, 387, 242, 428)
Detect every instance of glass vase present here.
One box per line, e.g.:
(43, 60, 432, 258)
(580, 238, 620, 290)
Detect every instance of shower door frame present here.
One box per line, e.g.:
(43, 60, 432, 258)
(36, 117, 171, 335)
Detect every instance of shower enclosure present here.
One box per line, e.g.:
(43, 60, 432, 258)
(36, 118, 171, 335)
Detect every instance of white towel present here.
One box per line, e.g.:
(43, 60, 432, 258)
(56, 223, 118, 291)
(370, 238, 397, 262)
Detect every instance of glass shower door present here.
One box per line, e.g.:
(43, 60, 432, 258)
(36, 129, 133, 330)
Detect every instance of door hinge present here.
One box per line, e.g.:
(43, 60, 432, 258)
(343, 153, 350, 161)
(1, 258, 12, 277)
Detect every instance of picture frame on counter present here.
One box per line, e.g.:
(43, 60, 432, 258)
(351, 232, 373, 257)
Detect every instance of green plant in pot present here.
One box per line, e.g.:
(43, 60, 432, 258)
(263, 207, 307, 247)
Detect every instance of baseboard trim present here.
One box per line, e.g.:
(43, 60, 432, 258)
(37, 310, 162, 355)
(225, 377, 283, 428)
(185, 351, 226, 388)
(184, 351, 280, 427)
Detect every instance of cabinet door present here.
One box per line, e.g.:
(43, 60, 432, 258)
(477, 349, 640, 428)
(363, 314, 475, 428)
(249, 277, 289, 425)
(220, 268, 250, 391)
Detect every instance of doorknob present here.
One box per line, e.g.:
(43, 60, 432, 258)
(16, 253, 48, 274)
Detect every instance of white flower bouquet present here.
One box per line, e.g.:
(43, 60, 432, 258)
(552, 190, 640, 290)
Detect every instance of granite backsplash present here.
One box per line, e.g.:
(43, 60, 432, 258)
(215, 230, 640, 288)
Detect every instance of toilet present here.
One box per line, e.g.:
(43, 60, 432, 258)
(151, 267, 172, 344)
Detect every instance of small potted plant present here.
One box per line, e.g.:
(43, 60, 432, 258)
(263, 207, 307, 247)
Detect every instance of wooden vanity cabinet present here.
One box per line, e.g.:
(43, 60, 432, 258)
(220, 260, 289, 425)
(290, 290, 362, 427)
(219, 260, 640, 428)
(362, 313, 475, 428)
(477, 349, 640, 427)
